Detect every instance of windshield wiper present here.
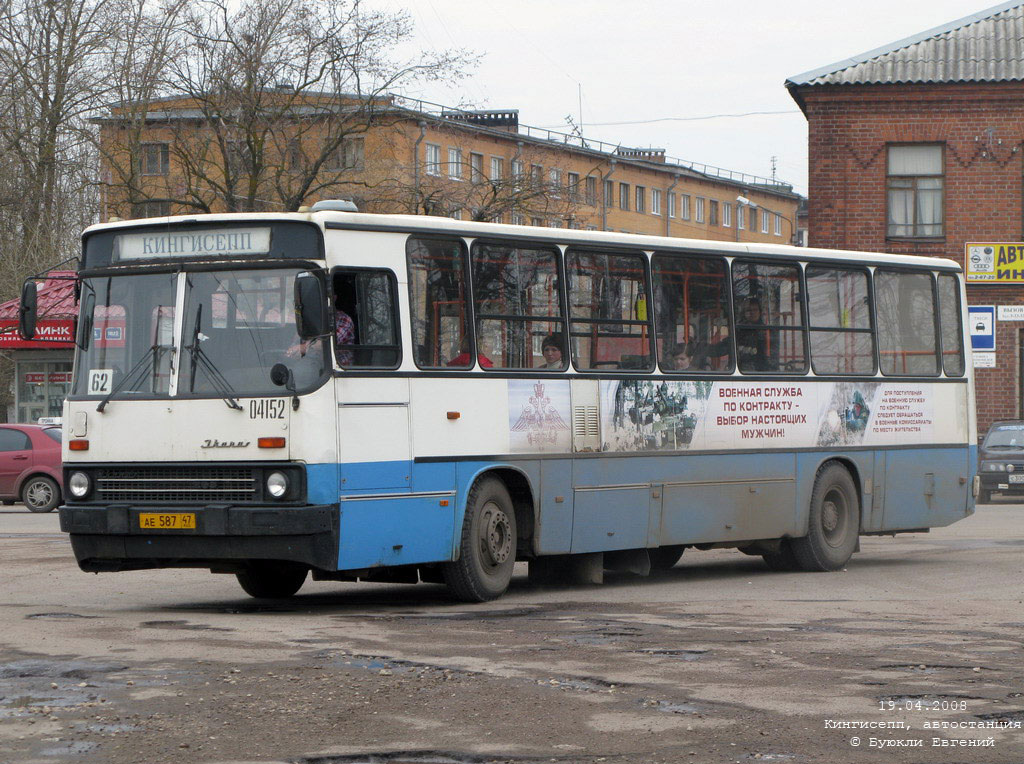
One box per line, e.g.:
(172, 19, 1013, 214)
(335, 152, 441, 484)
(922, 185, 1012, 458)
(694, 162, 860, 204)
(96, 344, 166, 413)
(186, 303, 243, 411)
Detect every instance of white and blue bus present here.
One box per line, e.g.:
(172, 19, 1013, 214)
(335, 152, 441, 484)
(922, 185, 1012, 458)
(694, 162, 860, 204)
(22, 205, 978, 601)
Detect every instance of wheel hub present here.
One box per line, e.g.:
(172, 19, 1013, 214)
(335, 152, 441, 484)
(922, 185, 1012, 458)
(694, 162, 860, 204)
(482, 503, 512, 565)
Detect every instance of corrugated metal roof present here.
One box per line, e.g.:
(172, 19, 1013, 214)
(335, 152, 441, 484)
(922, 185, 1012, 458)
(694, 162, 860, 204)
(787, 1, 1024, 87)
(0, 272, 77, 321)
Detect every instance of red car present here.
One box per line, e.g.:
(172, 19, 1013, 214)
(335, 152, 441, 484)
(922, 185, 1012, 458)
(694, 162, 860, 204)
(0, 424, 63, 512)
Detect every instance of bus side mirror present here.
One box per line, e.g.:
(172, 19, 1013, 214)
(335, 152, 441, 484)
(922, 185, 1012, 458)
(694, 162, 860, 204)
(293, 272, 326, 340)
(76, 291, 95, 350)
(19, 280, 37, 340)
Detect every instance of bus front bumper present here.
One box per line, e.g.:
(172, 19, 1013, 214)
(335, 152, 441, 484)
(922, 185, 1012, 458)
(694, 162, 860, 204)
(59, 504, 338, 573)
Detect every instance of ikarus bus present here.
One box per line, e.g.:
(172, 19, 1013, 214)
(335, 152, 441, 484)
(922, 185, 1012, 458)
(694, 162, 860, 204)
(21, 204, 979, 601)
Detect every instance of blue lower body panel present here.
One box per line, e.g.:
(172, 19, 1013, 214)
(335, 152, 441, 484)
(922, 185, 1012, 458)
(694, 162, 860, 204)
(333, 446, 973, 571)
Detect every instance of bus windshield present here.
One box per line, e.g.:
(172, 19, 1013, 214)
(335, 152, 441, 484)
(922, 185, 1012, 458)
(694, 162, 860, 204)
(73, 268, 327, 399)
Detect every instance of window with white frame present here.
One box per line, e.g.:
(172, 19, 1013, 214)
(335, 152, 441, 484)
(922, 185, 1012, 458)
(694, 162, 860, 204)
(774, 214, 782, 236)
(761, 210, 769, 233)
(567, 172, 579, 201)
(490, 156, 503, 181)
(619, 182, 630, 211)
(695, 197, 705, 223)
(723, 202, 732, 227)
(512, 212, 525, 225)
(470, 152, 484, 182)
(448, 148, 463, 180)
(604, 179, 613, 206)
(512, 159, 524, 178)
(651, 188, 662, 216)
(708, 200, 718, 225)
(737, 204, 745, 230)
(667, 191, 676, 218)
(680, 194, 691, 220)
(635, 186, 645, 213)
(887, 144, 943, 237)
(585, 176, 597, 205)
(425, 144, 441, 176)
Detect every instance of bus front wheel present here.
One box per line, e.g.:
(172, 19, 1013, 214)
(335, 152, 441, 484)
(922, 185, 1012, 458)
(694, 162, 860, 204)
(444, 477, 517, 602)
(236, 561, 308, 599)
(791, 463, 859, 572)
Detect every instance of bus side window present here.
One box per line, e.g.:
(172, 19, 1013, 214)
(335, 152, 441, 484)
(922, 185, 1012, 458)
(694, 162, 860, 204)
(407, 237, 471, 369)
(806, 266, 875, 375)
(332, 270, 400, 369)
(875, 269, 939, 376)
(566, 249, 653, 371)
(937, 273, 965, 377)
(731, 260, 807, 374)
(471, 240, 565, 370)
(652, 252, 731, 372)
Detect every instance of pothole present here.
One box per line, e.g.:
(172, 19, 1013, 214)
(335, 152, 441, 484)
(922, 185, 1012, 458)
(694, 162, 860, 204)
(975, 710, 1024, 723)
(26, 613, 98, 620)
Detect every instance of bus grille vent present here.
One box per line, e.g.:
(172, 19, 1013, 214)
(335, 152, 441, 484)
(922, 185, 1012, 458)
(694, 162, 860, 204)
(94, 466, 260, 503)
(572, 405, 599, 437)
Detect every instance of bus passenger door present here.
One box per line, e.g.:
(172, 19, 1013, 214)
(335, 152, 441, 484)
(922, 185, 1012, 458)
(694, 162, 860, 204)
(336, 377, 412, 491)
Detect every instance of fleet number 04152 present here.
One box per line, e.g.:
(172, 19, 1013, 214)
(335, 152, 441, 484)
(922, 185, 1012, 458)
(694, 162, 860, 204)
(249, 399, 285, 419)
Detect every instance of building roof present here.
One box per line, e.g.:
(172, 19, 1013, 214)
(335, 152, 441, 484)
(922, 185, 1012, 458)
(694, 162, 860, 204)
(786, 1, 1024, 103)
(0, 272, 77, 322)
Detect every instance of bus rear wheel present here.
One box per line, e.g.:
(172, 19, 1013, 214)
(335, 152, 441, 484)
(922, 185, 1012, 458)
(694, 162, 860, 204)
(236, 561, 307, 599)
(791, 463, 859, 572)
(443, 477, 517, 602)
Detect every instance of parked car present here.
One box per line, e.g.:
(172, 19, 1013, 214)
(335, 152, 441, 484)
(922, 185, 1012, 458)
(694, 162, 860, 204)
(978, 420, 1024, 503)
(0, 424, 63, 512)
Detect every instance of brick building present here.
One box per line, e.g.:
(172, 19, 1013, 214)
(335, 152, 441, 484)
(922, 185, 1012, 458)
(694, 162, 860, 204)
(787, 1, 1024, 437)
(95, 94, 801, 246)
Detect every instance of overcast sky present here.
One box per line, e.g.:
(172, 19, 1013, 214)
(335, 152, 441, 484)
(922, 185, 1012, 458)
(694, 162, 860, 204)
(365, 0, 997, 196)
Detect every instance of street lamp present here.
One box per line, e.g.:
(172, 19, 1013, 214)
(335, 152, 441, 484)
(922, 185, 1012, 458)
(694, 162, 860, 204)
(736, 195, 799, 246)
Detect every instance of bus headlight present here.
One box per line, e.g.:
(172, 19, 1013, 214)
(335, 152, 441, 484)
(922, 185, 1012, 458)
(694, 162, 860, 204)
(267, 471, 288, 499)
(68, 471, 91, 498)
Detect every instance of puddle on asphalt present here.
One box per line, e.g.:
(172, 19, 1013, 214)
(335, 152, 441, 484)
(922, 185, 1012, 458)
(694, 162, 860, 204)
(38, 741, 99, 756)
(299, 753, 546, 764)
(631, 648, 708, 660)
(640, 698, 701, 714)
(140, 620, 234, 632)
(878, 693, 983, 703)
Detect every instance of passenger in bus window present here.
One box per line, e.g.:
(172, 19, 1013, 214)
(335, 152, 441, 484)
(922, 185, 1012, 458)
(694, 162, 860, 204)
(666, 342, 709, 371)
(736, 298, 770, 371)
(334, 280, 356, 365)
(539, 333, 565, 369)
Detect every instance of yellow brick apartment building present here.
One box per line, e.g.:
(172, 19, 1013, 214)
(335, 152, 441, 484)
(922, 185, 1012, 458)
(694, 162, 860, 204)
(96, 92, 801, 244)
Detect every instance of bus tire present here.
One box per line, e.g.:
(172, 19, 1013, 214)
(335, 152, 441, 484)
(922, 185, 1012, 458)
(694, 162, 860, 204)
(443, 477, 517, 602)
(649, 545, 685, 571)
(762, 541, 800, 572)
(791, 463, 859, 572)
(236, 561, 307, 599)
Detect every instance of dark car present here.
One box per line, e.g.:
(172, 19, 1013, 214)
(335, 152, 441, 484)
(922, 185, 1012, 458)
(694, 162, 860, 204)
(978, 420, 1024, 503)
(0, 424, 63, 512)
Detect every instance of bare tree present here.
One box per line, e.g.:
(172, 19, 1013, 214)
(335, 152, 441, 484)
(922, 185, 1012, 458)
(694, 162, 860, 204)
(97, 0, 474, 215)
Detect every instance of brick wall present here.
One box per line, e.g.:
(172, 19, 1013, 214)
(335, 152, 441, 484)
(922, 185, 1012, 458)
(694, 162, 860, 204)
(798, 81, 1024, 437)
